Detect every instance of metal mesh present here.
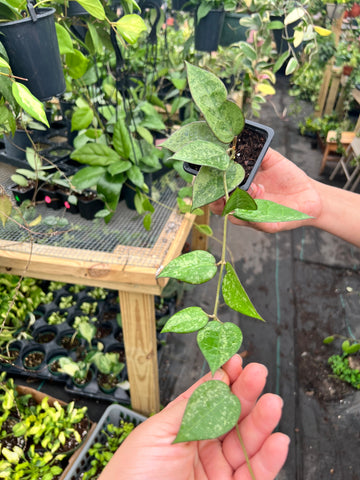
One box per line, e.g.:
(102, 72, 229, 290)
(0, 163, 188, 266)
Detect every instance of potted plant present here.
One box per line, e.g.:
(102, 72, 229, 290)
(155, 63, 311, 451)
(323, 0, 350, 19)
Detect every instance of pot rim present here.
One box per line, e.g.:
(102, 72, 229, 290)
(0, 7, 55, 28)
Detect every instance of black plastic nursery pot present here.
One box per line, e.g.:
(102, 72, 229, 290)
(195, 9, 225, 52)
(0, 8, 65, 101)
(9, 183, 36, 205)
(183, 119, 274, 191)
(78, 192, 105, 220)
(219, 12, 247, 47)
(4, 130, 50, 160)
(171, 0, 194, 11)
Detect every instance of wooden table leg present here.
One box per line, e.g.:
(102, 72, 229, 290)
(119, 290, 160, 416)
(191, 204, 210, 251)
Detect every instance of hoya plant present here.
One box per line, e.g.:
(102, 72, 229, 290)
(157, 63, 310, 473)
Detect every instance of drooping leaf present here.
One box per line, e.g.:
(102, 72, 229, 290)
(162, 121, 226, 153)
(194, 224, 213, 236)
(197, 321, 243, 375)
(222, 263, 263, 320)
(233, 199, 312, 223)
(97, 172, 124, 222)
(113, 119, 132, 159)
(222, 188, 257, 216)
(192, 161, 245, 209)
(285, 56, 298, 75)
(157, 250, 217, 284)
(171, 141, 230, 170)
(174, 380, 241, 442)
(11, 83, 49, 127)
(55, 23, 74, 54)
(127, 165, 144, 187)
(70, 144, 121, 166)
(314, 25, 332, 37)
(161, 307, 209, 333)
(115, 14, 147, 44)
(284, 7, 305, 25)
(274, 50, 290, 73)
(0, 193, 12, 226)
(186, 62, 244, 143)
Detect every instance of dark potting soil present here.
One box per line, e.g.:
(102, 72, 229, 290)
(23, 351, 45, 369)
(233, 126, 266, 185)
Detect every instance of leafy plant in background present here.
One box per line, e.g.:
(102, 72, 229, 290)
(156, 63, 310, 473)
(324, 333, 360, 389)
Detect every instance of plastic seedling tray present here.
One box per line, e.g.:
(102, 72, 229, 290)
(63, 403, 147, 480)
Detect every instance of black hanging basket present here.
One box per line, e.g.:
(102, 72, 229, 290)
(195, 9, 225, 52)
(0, 7, 65, 101)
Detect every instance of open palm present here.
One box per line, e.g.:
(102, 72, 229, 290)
(99, 355, 289, 480)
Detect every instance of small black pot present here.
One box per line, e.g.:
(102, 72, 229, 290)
(9, 183, 36, 205)
(183, 119, 274, 191)
(78, 192, 105, 220)
(40, 184, 63, 210)
(171, 0, 194, 11)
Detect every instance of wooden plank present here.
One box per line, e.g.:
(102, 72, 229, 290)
(324, 69, 342, 115)
(119, 291, 160, 415)
(191, 204, 210, 251)
(316, 63, 333, 117)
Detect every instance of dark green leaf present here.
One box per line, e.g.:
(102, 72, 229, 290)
(157, 250, 217, 284)
(174, 380, 241, 442)
(222, 263, 263, 320)
(222, 188, 257, 216)
(71, 166, 106, 190)
(71, 144, 121, 166)
(113, 119, 132, 159)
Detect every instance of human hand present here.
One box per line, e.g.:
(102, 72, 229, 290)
(98, 355, 289, 480)
(210, 148, 322, 233)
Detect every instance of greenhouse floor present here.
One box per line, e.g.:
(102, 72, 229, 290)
(11, 76, 360, 480)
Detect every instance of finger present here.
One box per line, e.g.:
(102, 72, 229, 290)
(234, 432, 290, 480)
(223, 393, 283, 469)
(198, 439, 233, 479)
(231, 363, 268, 419)
(222, 353, 243, 385)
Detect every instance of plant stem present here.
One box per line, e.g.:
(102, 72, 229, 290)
(236, 424, 256, 480)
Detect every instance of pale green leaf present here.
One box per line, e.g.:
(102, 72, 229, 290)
(162, 121, 226, 153)
(197, 322, 243, 375)
(171, 141, 230, 170)
(284, 7, 305, 25)
(222, 263, 263, 320)
(192, 162, 245, 209)
(11, 83, 49, 127)
(157, 250, 217, 284)
(194, 224, 213, 236)
(55, 23, 74, 54)
(71, 106, 94, 131)
(285, 57, 298, 75)
(233, 199, 312, 223)
(115, 14, 147, 44)
(161, 307, 209, 333)
(174, 380, 241, 442)
(239, 41, 257, 60)
(0, 194, 13, 226)
(77, 0, 105, 19)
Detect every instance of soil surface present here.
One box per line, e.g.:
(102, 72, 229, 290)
(234, 126, 266, 185)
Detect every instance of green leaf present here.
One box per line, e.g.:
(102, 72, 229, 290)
(71, 106, 94, 131)
(186, 62, 244, 143)
(323, 336, 335, 345)
(222, 188, 257, 216)
(239, 41, 257, 61)
(11, 83, 49, 127)
(274, 50, 290, 73)
(285, 57, 299, 75)
(65, 50, 90, 79)
(71, 144, 121, 166)
(174, 380, 241, 442)
(157, 250, 217, 284)
(143, 213, 152, 231)
(127, 165, 144, 188)
(77, 0, 105, 19)
(161, 307, 209, 333)
(194, 224, 213, 236)
(162, 122, 226, 153)
(197, 321, 243, 375)
(192, 162, 245, 209)
(0, 194, 12, 226)
(97, 172, 124, 222)
(113, 119, 132, 159)
(171, 141, 230, 170)
(107, 160, 132, 175)
(222, 263, 263, 320)
(71, 166, 106, 190)
(233, 199, 312, 223)
(55, 23, 74, 54)
(115, 14, 147, 44)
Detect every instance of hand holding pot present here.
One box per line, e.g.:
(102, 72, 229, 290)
(210, 148, 360, 248)
(98, 354, 289, 480)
